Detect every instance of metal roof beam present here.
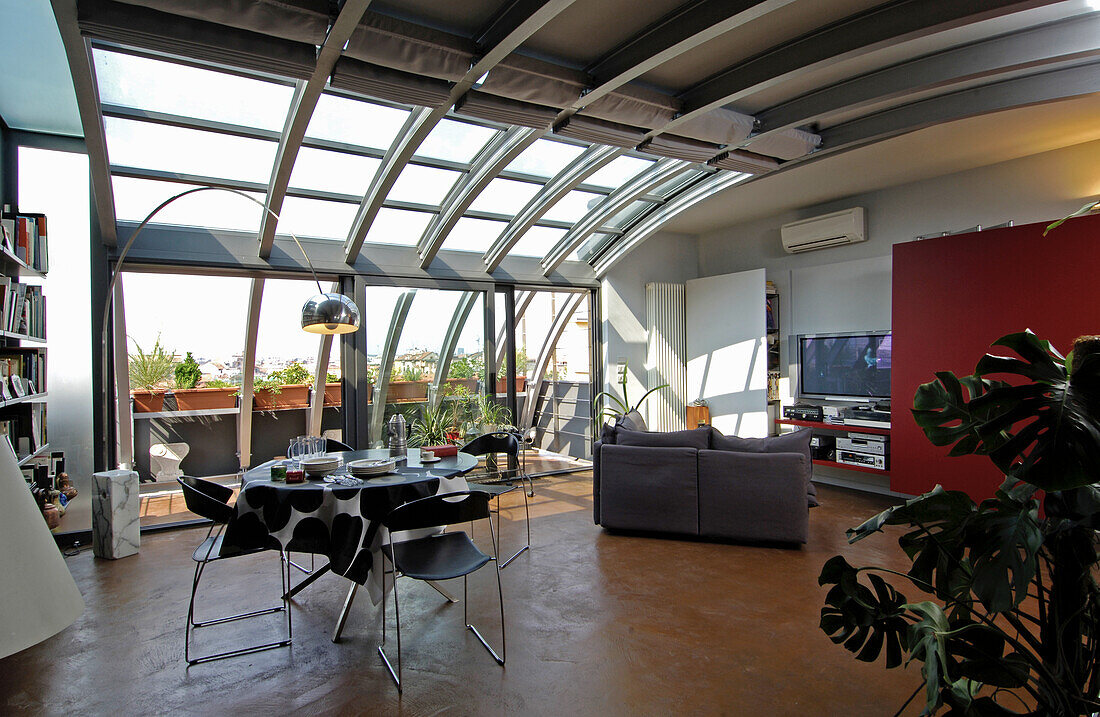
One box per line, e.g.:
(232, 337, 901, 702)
(542, 159, 695, 274)
(483, 145, 624, 272)
(50, 0, 117, 243)
(416, 127, 540, 268)
(592, 171, 751, 276)
(755, 12, 1100, 137)
(344, 0, 580, 264)
(519, 291, 586, 430)
(665, 0, 1061, 136)
(258, 0, 373, 258)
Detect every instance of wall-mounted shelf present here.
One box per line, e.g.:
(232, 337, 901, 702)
(775, 418, 890, 436)
(0, 391, 47, 409)
(0, 330, 46, 344)
(0, 245, 47, 279)
(18, 442, 50, 466)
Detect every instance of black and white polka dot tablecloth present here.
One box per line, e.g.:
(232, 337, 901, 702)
(221, 450, 476, 594)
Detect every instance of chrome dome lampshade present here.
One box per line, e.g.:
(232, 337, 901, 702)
(301, 292, 361, 334)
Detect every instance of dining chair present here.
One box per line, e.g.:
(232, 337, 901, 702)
(177, 476, 292, 665)
(323, 437, 354, 452)
(461, 431, 532, 568)
(378, 491, 504, 692)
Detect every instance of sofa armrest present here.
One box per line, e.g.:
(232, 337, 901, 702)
(592, 440, 603, 525)
(599, 445, 699, 534)
(697, 450, 809, 544)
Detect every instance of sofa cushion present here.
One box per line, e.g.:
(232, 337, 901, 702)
(698, 451, 809, 543)
(599, 445, 698, 534)
(619, 409, 647, 432)
(711, 428, 818, 506)
(616, 426, 711, 450)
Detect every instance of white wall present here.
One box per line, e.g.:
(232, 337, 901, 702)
(601, 231, 697, 422)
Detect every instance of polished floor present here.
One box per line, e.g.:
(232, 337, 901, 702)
(2, 474, 924, 715)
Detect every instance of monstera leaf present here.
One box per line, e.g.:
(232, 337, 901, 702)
(819, 556, 910, 668)
(913, 330, 1100, 492)
(965, 487, 1042, 613)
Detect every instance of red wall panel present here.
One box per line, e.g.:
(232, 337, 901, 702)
(891, 214, 1100, 499)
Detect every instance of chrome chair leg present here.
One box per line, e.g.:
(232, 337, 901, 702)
(465, 516, 506, 664)
(288, 552, 316, 575)
(426, 580, 459, 603)
(332, 581, 358, 643)
(497, 479, 531, 570)
(378, 555, 402, 692)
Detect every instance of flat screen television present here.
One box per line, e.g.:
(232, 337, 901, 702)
(796, 331, 892, 401)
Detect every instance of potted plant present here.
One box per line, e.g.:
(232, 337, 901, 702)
(323, 372, 341, 406)
(409, 402, 457, 448)
(594, 360, 666, 426)
(170, 353, 238, 410)
(253, 362, 311, 410)
(819, 330, 1100, 715)
(128, 335, 176, 412)
(388, 365, 428, 402)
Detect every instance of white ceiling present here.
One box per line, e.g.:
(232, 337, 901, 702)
(0, 0, 81, 136)
(661, 91, 1100, 235)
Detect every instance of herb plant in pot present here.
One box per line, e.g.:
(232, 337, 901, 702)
(171, 353, 237, 410)
(819, 330, 1100, 716)
(594, 360, 666, 434)
(128, 335, 175, 412)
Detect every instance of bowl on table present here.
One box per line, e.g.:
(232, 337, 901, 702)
(300, 455, 341, 478)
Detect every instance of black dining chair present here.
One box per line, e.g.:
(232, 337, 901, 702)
(324, 437, 354, 452)
(378, 490, 504, 692)
(177, 476, 292, 665)
(461, 431, 532, 568)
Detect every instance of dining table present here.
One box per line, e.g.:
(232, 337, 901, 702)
(221, 448, 478, 612)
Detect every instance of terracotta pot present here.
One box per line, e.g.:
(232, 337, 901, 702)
(444, 378, 477, 394)
(173, 387, 238, 411)
(254, 384, 310, 410)
(323, 382, 341, 406)
(386, 380, 428, 402)
(131, 390, 165, 412)
(495, 376, 527, 394)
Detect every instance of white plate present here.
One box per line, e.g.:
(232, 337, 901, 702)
(419, 456, 442, 463)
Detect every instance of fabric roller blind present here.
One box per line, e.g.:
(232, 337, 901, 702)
(454, 92, 559, 130)
(106, 0, 331, 44)
(741, 128, 821, 160)
(78, 0, 318, 80)
(331, 58, 452, 109)
(641, 135, 721, 163)
(675, 107, 755, 146)
(711, 150, 779, 174)
(555, 116, 646, 149)
(344, 12, 475, 83)
(582, 85, 679, 130)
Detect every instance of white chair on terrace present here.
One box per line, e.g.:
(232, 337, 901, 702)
(150, 442, 190, 483)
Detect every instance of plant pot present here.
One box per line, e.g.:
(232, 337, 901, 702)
(323, 382, 341, 406)
(495, 376, 527, 394)
(386, 380, 428, 402)
(173, 387, 238, 411)
(254, 384, 310, 410)
(131, 390, 165, 412)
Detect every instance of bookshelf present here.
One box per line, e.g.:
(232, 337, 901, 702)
(0, 208, 47, 462)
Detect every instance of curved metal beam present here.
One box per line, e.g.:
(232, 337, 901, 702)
(817, 61, 1100, 158)
(239, 278, 265, 468)
(417, 127, 540, 268)
(111, 277, 133, 468)
(258, 0, 373, 258)
(344, 0, 581, 264)
(519, 291, 586, 431)
(579, 0, 798, 109)
(592, 171, 751, 276)
(541, 158, 694, 275)
(429, 292, 480, 409)
(483, 144, 624, 272)
(49, 0, 117, 243)
(657, 0, 1060, 139)
(495, 290, 535, 371)
(755, 12, 1100, 138)
(369, 289, 417, 446)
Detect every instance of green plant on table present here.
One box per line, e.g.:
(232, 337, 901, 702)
(128, 334, 177, 391)
(819, 330, 1100, 716)
(409, 401, 456, 447)
(594, 360, 666, 424)
(173, 352, 202, 389)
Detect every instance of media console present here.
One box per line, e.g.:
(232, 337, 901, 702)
(774, 418, 891, 476)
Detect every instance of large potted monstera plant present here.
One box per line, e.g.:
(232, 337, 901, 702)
(819, 330, 1100, 715)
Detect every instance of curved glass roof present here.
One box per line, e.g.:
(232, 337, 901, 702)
(93, 46, 745, 276)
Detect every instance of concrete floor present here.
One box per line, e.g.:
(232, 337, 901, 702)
(1, 474, 924, 715)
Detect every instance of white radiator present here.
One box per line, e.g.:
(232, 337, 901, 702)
(645, 282, 687, 431)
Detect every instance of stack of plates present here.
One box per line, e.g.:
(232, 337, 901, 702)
(300, 455, 341, 477)
(347, 458, 398, 477)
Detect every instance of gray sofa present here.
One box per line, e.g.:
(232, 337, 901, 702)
(593, 422, 817, 545)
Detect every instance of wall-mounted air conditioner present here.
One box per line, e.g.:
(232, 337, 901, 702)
(781, 207, 866, 253)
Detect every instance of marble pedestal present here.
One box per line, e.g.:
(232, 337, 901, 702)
(92, 470, 140, 559)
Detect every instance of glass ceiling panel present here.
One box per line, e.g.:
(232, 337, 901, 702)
(575, 232, 614, 263)
(388, 164, 462, 205)
(415, 119, 498, 164)
(306, 94, 410, 150)
(650, 169, 704, 197)
(542, 189, 604, 223)
(112, 176, 263, 232)
(364, 208, 433, 247)
(104, 117, 277, 184)
(443, 217, 506, 253)
(467, 178, 541, 215)
(585, 155, 655, 189)
(504, 139, 585, 178)
(510, 226, 566, 258)
(288, 147, 380, 196)
(93, 49, 294, 132)
(277, 196, 357, 240)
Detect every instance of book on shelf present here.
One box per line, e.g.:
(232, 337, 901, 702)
(0, 281, 45, 339)
(0, 350, 46, 393)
